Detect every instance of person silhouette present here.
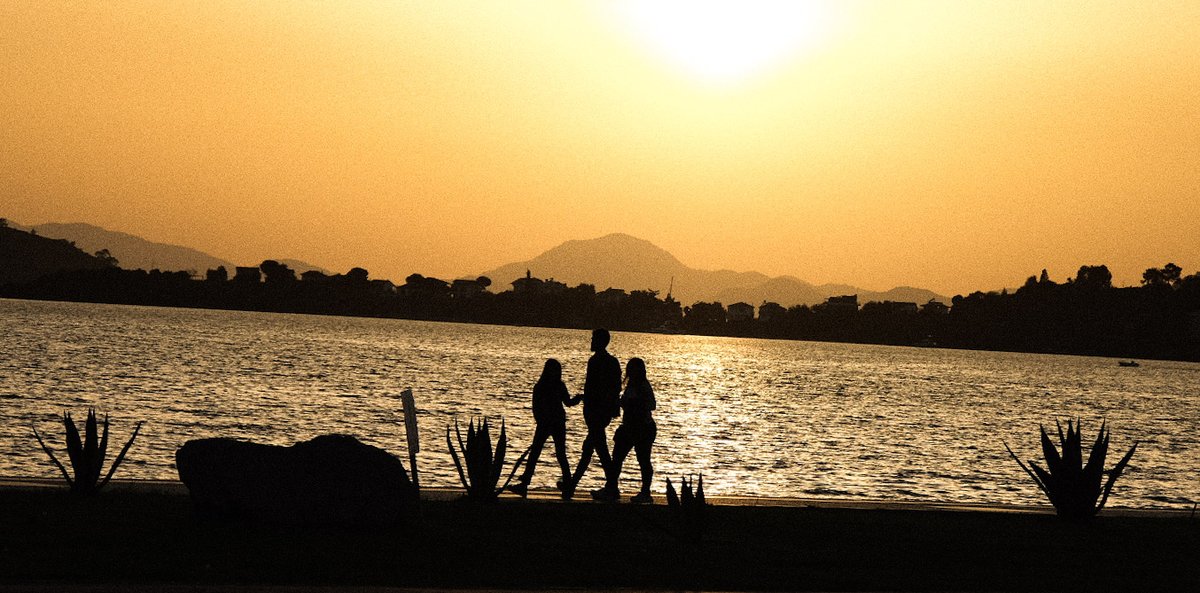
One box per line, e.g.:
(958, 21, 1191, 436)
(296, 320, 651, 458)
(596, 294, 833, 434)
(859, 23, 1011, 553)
(509, 359, 580, 498)
(568, 328, 621, 494)
(594, 357, 657, 503)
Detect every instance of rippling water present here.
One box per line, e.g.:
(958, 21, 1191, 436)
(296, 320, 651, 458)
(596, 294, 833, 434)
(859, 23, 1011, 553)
(2, 298, 1197, 508)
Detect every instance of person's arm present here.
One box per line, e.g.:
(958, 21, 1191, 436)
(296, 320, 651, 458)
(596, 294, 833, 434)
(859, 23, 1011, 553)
(562, 383, 581, 406)
(582, 356, 598, 398)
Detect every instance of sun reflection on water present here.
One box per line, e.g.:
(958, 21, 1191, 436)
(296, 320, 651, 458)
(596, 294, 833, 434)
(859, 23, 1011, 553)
(2, 298, 1198, 509)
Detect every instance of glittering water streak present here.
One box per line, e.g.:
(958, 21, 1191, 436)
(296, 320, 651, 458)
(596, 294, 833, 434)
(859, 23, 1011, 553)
(2, 298, 1197, 508)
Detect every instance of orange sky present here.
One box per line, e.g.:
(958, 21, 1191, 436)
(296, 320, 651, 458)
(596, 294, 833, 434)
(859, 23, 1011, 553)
(3, 1, 1198, 295)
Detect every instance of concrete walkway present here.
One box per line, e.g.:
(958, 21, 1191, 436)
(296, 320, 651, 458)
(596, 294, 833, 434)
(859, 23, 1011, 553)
(2, 476, 1192, 518)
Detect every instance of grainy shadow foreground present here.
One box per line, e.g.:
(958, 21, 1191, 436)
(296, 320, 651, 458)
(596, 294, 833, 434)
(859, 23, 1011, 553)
(1, 486, 1195, 592)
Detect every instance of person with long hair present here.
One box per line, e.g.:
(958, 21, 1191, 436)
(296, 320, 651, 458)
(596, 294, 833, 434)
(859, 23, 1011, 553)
(593, 357, 657, 503)
(509, 358, 580, 498)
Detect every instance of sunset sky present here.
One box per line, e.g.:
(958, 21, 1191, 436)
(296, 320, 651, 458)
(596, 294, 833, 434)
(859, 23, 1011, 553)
(3, 0, 1198, 296)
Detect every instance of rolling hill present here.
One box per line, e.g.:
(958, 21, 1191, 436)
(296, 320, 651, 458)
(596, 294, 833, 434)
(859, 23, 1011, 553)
(0, 225, 112, 285)
(22, 222, 234, 273)
(481, 233, 947, 307)
(6, 220, 329, 276)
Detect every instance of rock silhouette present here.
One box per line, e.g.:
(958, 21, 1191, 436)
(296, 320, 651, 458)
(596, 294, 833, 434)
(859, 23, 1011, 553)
(176, 434, 417, 525)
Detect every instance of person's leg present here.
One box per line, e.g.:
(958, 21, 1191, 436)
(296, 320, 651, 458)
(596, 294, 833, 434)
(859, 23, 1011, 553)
(520, 424, 550, 485)
(606, 424, 634, 492)
(571, 416, 603, 485)
(550, 423, 571, 486)
(629, 422, 657, 503)
(593, 418, 613, 475)
(634, 422, 657, 495)
(571, 433, 594, 485)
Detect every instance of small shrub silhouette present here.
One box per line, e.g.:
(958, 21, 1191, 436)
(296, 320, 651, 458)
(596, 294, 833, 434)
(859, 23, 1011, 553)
(32, 409, 144, 495)
(666, 474, 708, 541)
(446, 417, 528, 502)
(1004, 419, 1137, 521)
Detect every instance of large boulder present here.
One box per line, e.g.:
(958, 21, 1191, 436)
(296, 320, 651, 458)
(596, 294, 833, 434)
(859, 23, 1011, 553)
(176, 434, 417, 525)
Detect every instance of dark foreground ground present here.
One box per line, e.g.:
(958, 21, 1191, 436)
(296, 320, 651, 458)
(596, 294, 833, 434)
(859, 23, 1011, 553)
(1, 484, 1196, 592)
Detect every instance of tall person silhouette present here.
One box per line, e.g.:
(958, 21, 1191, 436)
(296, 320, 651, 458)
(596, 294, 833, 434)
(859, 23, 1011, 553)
(569, 328, 621, 494)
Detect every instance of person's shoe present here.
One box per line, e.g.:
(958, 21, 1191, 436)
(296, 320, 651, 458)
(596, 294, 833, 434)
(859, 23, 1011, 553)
(630, 491, 653, 504)
(507, 481, 529, 497)
(559, 483, 575, 500)
(590, 487, 617, 502)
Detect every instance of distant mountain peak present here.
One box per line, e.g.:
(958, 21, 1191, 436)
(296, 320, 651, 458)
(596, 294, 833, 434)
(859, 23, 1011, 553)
(481, 233, 948, 307)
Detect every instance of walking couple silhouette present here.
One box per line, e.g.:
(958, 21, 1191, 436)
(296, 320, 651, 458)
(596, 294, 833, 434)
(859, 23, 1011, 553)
(509, 329, 657, 502)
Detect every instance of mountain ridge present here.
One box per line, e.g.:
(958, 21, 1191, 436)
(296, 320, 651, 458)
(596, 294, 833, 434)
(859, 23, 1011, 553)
(481, 233, 948, 307)
(0, 225, 112, 285)
(6, 220, 329, 276)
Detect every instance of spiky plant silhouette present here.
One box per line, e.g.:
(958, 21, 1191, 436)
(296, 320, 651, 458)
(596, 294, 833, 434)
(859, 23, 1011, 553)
(446, 417, 528, 502)
(1004, 419, 1137, 521)
(665, 474, 708, 541)
(665, 474, 707, 509)
(32, 409, 144, 495)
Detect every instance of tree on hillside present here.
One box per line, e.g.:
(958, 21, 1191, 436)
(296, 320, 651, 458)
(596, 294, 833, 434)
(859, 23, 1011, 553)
(94, 249, 119, 267)
(1072, 265, 1112, 290)
(260, 260, 296, 284)
(1141, 263, 1182, 289)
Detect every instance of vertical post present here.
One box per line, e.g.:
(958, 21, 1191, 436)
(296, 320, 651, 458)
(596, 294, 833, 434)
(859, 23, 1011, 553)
(400, 388, 420, 489)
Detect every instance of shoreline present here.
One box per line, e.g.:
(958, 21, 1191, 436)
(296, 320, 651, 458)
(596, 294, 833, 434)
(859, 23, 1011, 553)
(5, 295, 1197, 364)
(2, 477, 1193, 518)
(2, 479, 1196, 591)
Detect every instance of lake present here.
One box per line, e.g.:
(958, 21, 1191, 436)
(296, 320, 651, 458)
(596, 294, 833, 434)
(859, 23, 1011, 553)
(2, 298, 1197, 508)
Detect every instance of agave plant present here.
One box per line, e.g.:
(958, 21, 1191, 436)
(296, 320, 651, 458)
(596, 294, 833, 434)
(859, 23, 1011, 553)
(32, 409, 144, 495)
(665, 474, 707, 509)
(446, 417, 528, 502)
(1004, 419, 1138, 521)
(665, 474, 708, 542)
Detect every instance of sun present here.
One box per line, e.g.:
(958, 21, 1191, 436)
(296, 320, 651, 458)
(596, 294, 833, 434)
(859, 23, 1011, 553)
(608, 0, 841, 86)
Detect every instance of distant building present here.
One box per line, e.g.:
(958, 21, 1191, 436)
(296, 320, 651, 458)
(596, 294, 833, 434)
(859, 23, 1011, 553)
(921, 299, 950, 315)
(451, 278, 488, 299)
(822, 294, 859, 314)
(512, 270, 543, 294)
(233, 266, 261, 283)
(510, 270, 569, 295)
(758, 301, 786, 323)
(399, 274, 449, 297)
(728, 302, 755, 322)
(596, 288, 627, 306)
(205, 266, 228, 282)
(875, 301, 918, 315)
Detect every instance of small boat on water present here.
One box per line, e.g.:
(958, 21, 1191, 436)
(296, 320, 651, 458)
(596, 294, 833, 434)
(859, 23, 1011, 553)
(1118, 360, 1140, 367)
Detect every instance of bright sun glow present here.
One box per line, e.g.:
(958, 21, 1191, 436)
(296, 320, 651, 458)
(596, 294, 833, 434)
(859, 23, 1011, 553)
(610, 0, 841, 86)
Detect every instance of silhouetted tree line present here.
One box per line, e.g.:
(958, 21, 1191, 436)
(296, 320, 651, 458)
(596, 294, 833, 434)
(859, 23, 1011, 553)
(3, 253, 1198, 361)
(938, 265, 1200, 360)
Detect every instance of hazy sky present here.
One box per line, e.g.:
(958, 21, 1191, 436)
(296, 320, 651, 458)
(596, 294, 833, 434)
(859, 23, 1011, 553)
(3, 1, 1198, 295)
